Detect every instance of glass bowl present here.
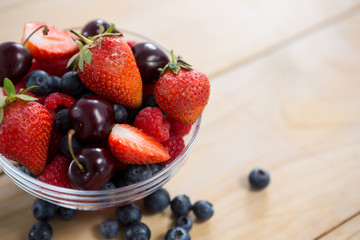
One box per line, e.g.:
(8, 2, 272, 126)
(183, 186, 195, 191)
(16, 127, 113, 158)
(0, 29, 202, 210)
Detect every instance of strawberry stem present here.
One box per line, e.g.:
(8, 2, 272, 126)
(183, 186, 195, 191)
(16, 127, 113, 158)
(22, 25, 49, 46)
(68, 129, 85, 172)
(69, 30, 93, 45)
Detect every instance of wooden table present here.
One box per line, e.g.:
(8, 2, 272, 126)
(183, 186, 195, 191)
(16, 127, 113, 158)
(1, 0, 360, 239)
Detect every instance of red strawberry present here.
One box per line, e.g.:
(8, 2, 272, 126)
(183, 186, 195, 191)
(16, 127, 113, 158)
(0, 78, 52, 175)
(30, 57, 70, 77)
(70, 26, 142, 108)
(37, 155, 74, 189)
(108, 124, 170, 164)
(21, 22, 78, 60)
(154, 51, 210, 125)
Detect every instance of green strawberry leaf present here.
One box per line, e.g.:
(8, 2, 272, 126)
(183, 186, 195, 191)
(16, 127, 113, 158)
(0, 96, 5, 107)
(83, 48, 92, 65)
(3, 78, 15, 98)
(0, 108, 3, 125)
(98, 24, 105, 34)
(17, 94, 38, 101)
(158, 50, 193, 75)
(66, 52, 80, 69)
(78, 50, 85, 72)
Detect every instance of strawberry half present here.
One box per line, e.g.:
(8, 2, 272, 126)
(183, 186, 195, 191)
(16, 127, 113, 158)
(69, 25, 143, 108)
(21, 22, 78, 60)
(155, 51, 210, 125)
(108, 124, 170, 164)
(0, 78, 52, 175)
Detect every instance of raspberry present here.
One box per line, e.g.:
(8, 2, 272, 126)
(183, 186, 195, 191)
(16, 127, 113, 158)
(127, 40, 137, 48)
(166, 116, 192, 137)
(37, 155, 74, 189)
(161, 134, 185, 165)
(133, 107, 170, 142)
(43, 92, 76, 120)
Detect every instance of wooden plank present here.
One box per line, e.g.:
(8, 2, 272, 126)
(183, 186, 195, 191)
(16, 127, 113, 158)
(0, 0, 359, 76)
(318, 213, 360, 240)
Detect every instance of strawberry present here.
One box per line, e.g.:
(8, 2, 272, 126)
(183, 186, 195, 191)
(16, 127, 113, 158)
(37, 155, 74, 189)
(69, 25, 143, 108)
(0, 78, 52, 175)
(154, 51, 210, 125)
(21, 22, 78, 60)
(108, 124, 170, 164)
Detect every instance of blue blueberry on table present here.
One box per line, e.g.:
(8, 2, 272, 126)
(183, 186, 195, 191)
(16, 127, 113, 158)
(143, 188, 170, 212)
(124, 222, 151, 240)
(192, 200, 214, 221)
(176, 216, 193, 231)
(60, 71, 87, 97)
(170, 195, 192, 216)
(100, 218, 119, 239)
(248, 168, 270, 190)
(165, 226, 191, 240)
(32, 198, 57, 221)
(28, 221, 53, 240)
(116, 203, 142, 226)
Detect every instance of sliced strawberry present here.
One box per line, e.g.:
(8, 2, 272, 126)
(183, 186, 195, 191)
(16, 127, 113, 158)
(21, 22, 78, 60)
(30, 57, 70, 77)
(37, 155, 74, 189)
(108, 124, 170, 164)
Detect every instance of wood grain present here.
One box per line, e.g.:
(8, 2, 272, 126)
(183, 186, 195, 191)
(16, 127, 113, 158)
(1, 0, 360, 239)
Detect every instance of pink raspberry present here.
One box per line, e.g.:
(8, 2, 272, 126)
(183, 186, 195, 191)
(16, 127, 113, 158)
(127, 40, 137, 48)
(37, 155, 74, 189)
(161, 134, 185, 165)
(166, 116, 192, 137)
(43, 92, 76, 120)
(133, 107, 170, 142)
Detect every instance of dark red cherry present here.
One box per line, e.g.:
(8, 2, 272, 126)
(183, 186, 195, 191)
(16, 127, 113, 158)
(131, 42, 169, 84)
(68, 95, 115, 142)
(68, 147, 116, 190)
(0, 42, 33, 86)
(81, 19, 119, 38)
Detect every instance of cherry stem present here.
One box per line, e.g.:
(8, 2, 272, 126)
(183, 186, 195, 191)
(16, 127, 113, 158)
(68, 129, 85, 172)
(22, 25, 49, 46)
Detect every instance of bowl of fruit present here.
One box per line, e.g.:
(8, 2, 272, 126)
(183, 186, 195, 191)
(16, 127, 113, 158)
(0, 19, 210, 210)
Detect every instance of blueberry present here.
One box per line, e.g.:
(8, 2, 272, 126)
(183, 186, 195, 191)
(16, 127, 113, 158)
(176, 216, 193, 231)
(60, 134, 84, 158)
(19, 165, 37, 178)
(248, 168, 270, 190)
(110, 171, 127, 188)
(32, 198, 57, 221)
(28, 221, 53, 240)
(116, 203, 142, 226)
(113, 104, 128, 123)
(50, 75, 62, 92)
(60, 71, 87, 97)
(57, 206, 76, 220)
(192, 200, 214, 221)
(170, 195, 192, 216)
(142, 94, 158, 108)
(124, 222, 151, 240)
(123, 164, 152, 185)
(25, 70, 53, 96)
(164, 226, 190, 240)
(54, 109, 72, 134)
(100, 218, 119, 239)
(143, 188, 170, 212)
(99, 181, 116, 190)
(148, 163, 164, 175)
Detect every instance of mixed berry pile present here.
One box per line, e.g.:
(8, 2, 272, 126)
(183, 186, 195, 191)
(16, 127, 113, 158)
(0, 19, 210, 190)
